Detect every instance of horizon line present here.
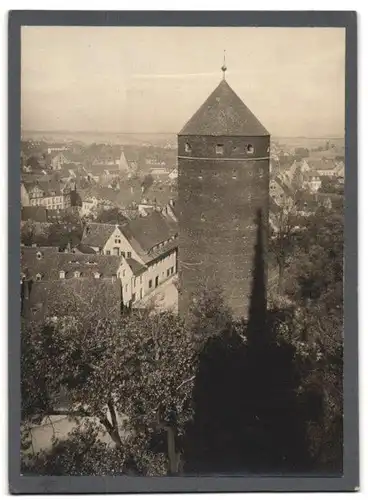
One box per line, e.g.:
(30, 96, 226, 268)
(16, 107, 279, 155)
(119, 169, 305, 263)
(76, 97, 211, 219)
(21, 129, 345, 140)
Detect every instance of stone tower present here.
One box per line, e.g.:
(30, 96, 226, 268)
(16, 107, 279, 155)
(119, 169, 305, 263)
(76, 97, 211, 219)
(177, 71, 270, 318)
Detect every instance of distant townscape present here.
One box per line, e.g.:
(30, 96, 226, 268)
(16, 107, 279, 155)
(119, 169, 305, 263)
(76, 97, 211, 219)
(20, 65, 344, 478)
(21, 137, 179, 317)
(20, 131, 344, 320)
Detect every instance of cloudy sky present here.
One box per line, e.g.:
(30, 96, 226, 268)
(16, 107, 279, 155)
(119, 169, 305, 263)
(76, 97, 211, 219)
(21, 26, 345, 137)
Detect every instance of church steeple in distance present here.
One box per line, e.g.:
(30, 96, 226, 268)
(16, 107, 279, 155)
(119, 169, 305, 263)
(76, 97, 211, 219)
(221, 50, 227, 80)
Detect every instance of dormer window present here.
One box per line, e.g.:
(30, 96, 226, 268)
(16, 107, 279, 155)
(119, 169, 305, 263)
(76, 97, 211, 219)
(94, 272, 101, 279)
(185, 143, 191, 153)
(59, 270, 65, 279)
(74, 271, 81, 278)
(36, 251, 42, 260)
(35, 273, 42, 281)
(246, 144, 254, 155)
(216, 144, 224, 155)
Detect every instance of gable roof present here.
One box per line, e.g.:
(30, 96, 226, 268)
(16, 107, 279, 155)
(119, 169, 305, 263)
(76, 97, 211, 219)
(125, 211, 178, 254)
(80, 213, 178, 263)
(179, 80, 269, 137)
(24, 179, 70, 197)
(126, 258, 147, 276)
(81, 223, 117, 248)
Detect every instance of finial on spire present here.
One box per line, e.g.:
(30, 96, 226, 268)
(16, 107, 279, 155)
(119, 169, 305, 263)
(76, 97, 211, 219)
(221, 50, 227, 80)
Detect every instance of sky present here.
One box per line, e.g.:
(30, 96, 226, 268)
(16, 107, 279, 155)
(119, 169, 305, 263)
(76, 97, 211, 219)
(21, 27, 345, 137)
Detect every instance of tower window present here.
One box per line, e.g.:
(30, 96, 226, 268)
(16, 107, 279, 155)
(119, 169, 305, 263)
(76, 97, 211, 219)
(216, 144, 224, 155)
(185, 143, 191, 153)
(246, 144, 254, 154)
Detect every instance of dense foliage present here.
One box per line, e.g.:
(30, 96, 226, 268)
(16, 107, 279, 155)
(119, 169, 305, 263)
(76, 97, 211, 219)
(21, 204, 344, 476)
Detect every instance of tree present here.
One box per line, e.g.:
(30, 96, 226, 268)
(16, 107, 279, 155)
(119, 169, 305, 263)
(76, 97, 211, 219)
(186, 282, 233, 344)
(95, 208, 128, 225)
(21, 309, 198, 476)
(319, 176, 344, 195)
(21, 222, 37, 246)
(280, 207, 344, 471)
(269, 198, 299, 295)
(141, 174, 154, 194)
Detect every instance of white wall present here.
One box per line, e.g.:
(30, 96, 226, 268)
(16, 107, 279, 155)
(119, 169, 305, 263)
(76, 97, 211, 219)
(103, 227, 144, 263)
(142, 250, 177, 296)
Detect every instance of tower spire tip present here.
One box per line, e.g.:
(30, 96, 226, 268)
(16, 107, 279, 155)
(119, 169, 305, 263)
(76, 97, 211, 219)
(221, 49, 227, 80)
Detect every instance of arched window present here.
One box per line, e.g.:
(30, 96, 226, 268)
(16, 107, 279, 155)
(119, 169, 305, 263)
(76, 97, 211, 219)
(245, 144, 254, 154)
(36, 251, 42, 260)
(185, 143, 191, 153)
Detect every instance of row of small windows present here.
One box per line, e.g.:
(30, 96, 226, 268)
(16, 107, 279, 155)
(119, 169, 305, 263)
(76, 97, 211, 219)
(196, 167, 266, 181)
(106, 249, 132, 258)
(185, 143, 270, 155)
(29, 271, 106, 281)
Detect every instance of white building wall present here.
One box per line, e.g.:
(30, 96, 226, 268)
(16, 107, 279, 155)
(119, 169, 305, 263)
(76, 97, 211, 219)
(142, 250, 177, 296)
(103, 228, 144, 264)
(117, 260, 134, 305)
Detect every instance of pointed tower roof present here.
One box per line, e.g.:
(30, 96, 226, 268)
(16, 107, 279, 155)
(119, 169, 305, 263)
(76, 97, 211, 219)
(179, 80, 269, 137)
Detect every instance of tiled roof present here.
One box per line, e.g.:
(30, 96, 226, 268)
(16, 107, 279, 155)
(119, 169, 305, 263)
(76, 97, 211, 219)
(24, 179, 70, 197)
(80, 213, 178, 263)
(21, 247, 122, 280)
(179, 80, 269, 137)
(78, 187, 126, 207)
(125, 211, 178, 254)
(81, 223, 117, 248)
(126, 258, 147, 276)
(73, 243, 97, 254)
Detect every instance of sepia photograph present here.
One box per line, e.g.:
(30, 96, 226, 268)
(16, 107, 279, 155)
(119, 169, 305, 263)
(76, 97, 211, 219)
(11, 13, 358, 492)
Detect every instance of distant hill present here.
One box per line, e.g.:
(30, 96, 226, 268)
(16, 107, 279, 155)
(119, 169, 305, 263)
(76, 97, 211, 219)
(22, 130, 177, 147)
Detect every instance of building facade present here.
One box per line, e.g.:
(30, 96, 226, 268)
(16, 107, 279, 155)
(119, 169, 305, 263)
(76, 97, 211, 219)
(21, 181, 73, 209)
(178, 77, 270, 318)
(79, 212, 178, 307)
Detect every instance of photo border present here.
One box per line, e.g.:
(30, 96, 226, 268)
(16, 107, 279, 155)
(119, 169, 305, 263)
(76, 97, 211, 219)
(8, 10, 358, 493)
